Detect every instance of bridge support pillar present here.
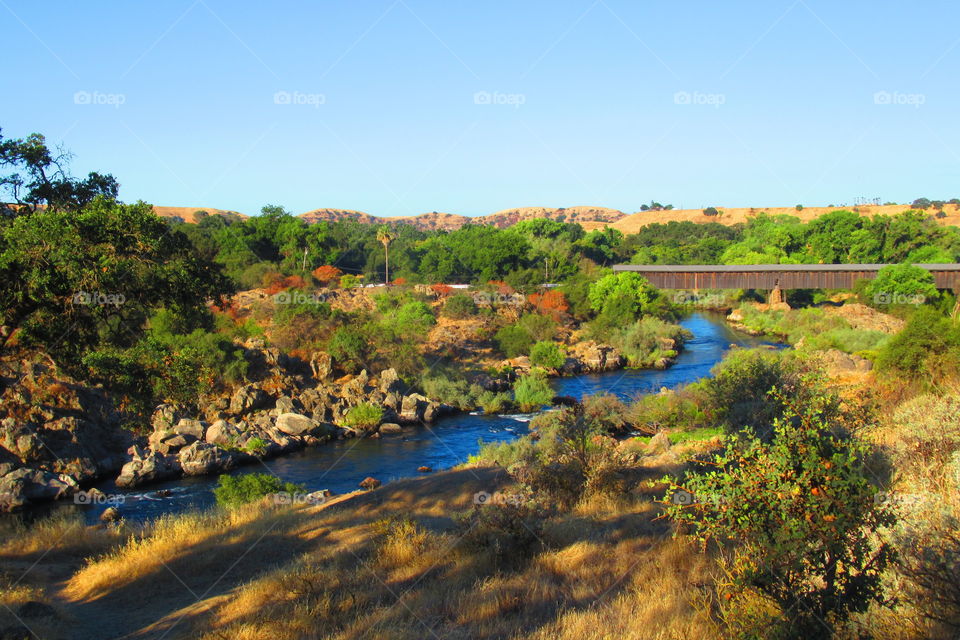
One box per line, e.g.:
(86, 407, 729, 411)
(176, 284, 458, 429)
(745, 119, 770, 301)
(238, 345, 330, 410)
(769, 285, 784, 305)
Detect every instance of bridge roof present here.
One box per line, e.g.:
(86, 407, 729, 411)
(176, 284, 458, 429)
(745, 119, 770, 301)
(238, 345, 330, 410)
(612, 263, 960, 273)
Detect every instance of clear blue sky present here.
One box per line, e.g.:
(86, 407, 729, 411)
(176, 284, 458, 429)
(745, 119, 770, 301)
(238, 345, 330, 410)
(3, 1, 958, 216)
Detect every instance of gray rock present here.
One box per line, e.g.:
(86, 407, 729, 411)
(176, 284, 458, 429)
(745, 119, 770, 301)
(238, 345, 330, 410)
(275, 395, 301, 415)
(0, 468, 79, 510)
(647, 431, 671, 454)
(229, 384, 270, 416)
(275, 413, 317, 436)
(379, 368, 402, 394)
(378, 423, 403, 434)
(151, 404, 187, 432)
(115, 451, 181, 488)
(173, 419, 206, 440)
(205, 420, 242, 447)
(179, 442, 237, 476)
(310, 352, 332, 380)
(399, 394, 429, 423)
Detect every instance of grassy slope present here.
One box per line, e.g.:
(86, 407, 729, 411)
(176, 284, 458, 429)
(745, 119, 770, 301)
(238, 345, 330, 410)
(0, 464, 719, 640)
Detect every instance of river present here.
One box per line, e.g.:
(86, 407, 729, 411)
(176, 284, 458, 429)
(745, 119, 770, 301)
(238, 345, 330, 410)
(43, 312, 779, 524)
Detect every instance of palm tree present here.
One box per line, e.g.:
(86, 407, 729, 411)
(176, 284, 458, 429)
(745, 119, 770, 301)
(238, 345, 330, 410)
(376, 226, 394, 285)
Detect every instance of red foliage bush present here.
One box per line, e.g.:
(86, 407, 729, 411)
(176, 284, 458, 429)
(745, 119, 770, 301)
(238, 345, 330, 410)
(312, 265, 342, 283)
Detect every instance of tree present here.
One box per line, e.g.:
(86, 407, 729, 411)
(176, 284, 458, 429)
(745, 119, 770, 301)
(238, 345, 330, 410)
(376, 225, 394, 285)
(0, 198, 231, 368)
(312, 265, 342, 285)
(663, 400, 894, 636)
(702, 206, 719, 216)
(588, 272, 666, 324)
(864, 263, 939, 307)
(0, 129, 118, 214)
(529, 341, 565, 369)
(911, 197, 932, 209)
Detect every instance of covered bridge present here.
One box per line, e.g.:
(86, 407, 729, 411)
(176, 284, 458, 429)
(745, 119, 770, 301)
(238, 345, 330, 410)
(611, 263, 960, 291)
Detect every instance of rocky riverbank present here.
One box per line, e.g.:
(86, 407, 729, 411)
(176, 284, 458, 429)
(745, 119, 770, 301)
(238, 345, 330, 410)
(0, 332, 660, 511)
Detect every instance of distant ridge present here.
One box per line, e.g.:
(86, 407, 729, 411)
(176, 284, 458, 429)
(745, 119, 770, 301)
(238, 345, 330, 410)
(151, 203, 960, 231)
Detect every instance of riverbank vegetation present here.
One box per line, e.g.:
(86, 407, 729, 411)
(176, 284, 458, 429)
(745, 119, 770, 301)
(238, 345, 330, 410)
(3, 129, 960, 638)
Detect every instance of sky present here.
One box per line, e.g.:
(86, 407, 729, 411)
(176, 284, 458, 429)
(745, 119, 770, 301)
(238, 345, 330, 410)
(2, 1, 959, 217)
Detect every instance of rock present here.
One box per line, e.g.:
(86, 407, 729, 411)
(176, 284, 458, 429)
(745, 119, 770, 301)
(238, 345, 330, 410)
(115, 451, 181, 488)
(378, 423, 403, 434)
(15, 601, 56, 619)
(399, 394, 429, 423)
(229, 384, 270, 416)
(150, 432, 198, 455)
(151, 404, 187, 432)
(205, 420, 242, 447)
(173, 419, 205, 440)
(379, 368, 402, 394)
(359, 476, 381, 490)
(647, 431, 671, 454)
(304, 489, 332, 504)
(310, 352, 332, 380)
(100, 506, 121, 523)
(0, 468, 79, 510)
(417, 466, 432, 473)
(179, 442, 237, 477)
(275, 413, 317, 436)
(275, 395, 301, 415)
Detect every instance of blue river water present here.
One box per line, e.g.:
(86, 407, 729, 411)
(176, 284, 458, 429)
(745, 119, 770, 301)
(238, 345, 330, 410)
(51, 313, 778, 524)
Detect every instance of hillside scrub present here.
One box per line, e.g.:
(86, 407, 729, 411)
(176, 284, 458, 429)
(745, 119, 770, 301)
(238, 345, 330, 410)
(732, 304, 889, 355)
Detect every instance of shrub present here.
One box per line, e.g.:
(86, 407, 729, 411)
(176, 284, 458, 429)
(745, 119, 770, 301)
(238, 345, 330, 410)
(795, 204, 803, 211)
(601, 316, 689, 367)
(343, 402, 383, 430)
(864, 263, 939, 307)
(529, 341, 565, 369)
(339, 274, 360, 289)
(242, 437, 268, 455)
(420, 374, 476, 409)
(312, 265, 342, 284)
(662, 401, 895, 636)
(513, 370, 554, 412)
(581, 392, 631, 434)
(442, 293, 478, 319)
(477, 390, 512, 415)
(327, 327, 368, 373)
(495, 324, 533, 358)
(876, 307, 960, 384)
(703, 206, 719, 216)
(213, 473, 305, 508)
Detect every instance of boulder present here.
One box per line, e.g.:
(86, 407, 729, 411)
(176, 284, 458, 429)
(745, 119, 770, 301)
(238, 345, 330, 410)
(379, 368, 402, 394)
(647, 431, 671, 454)
(150, 432, 197, 455)
(310, 352, 332, 380)
(275, 413, 317, 436)
(378, 423, 403, 434)
(275, 395, 302, 415)
(179, 442, 237, 477)
(115, 451, 181, 488)
(172, 419, 206, 440)
(151, 404, 187, 432)
(399, 394, 429, 423)
(0, 468, 79, 511)
(205, 420, 242, 447)
(99, 506, 121, 523)
(229, 384, 270, 416)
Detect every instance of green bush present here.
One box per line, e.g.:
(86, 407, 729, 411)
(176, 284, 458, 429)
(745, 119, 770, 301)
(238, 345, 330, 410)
(600, 317, 689, 367)
(529, 341, 565, 369)
(213, 473, 305, 508)
(662, 402, 894, 635)
(865, 263, 939, 308)
(442, 293, 478, 319)
(420, 374, 477, 410)
(876, 307, 960, 384)
(495, 324, 533, 358)
(513, 370, 554, 412)
(477, 390, 512, 415)
(343, 402, 384, 430)
(327, 327, 369, 373)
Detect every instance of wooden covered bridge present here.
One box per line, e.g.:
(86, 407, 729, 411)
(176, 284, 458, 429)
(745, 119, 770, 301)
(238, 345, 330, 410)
(611, 263, 960, 292)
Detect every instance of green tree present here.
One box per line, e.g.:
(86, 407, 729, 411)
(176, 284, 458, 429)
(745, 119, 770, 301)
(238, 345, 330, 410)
(529, 341, 565, 369)
(864, 263, 939, 307)
(662, 401, 894, 636)
(376, 225, 394, 284)
(588, 272, 668, 325)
